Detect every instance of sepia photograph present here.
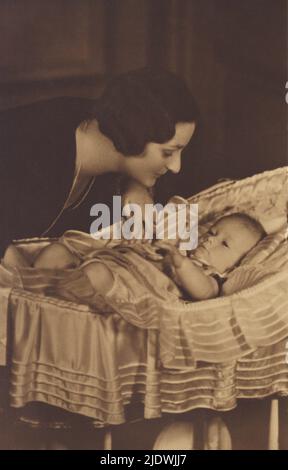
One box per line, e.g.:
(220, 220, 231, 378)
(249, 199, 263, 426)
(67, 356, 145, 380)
(0, 0, 287, 451)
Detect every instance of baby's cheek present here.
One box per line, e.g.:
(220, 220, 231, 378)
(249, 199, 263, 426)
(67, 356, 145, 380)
(210, 251, 225, 271)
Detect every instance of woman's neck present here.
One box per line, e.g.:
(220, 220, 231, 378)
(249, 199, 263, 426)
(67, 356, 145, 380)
(75, 120, 122, 178)
(66, 119, 128, 209)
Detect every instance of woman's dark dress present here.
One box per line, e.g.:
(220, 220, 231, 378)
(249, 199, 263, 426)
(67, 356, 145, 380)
(0, 97, 121, 436)
(0, 96, 119, 256)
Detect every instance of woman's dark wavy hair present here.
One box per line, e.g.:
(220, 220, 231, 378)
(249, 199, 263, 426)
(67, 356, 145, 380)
(94, 68, 200, 156)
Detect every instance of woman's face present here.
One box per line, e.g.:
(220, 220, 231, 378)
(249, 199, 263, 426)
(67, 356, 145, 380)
(121, 122, 196, 188)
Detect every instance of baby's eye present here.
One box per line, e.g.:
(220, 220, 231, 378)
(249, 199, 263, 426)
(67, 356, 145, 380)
(162, 150, 174, 158)
(222, 240, 229, 248)
(208, 229, 216, 236)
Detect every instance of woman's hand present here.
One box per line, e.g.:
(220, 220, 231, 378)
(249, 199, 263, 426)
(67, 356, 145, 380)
(122, 179, 154, 217)
(121, 179, 154, 242)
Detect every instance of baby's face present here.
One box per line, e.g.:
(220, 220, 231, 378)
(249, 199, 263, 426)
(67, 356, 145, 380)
(193, 217, 261, 273)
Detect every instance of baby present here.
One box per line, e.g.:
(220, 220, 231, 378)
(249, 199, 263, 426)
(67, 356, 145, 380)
(155, 212, 266, 300)
(3, 212, 265, 302)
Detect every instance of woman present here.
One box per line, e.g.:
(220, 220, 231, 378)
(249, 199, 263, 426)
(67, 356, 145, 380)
(0, 68, 198, 255)
(0, 68, 199, 447)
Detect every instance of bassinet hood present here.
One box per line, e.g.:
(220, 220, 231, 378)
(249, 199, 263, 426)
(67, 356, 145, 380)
(188, 166, 288, 234)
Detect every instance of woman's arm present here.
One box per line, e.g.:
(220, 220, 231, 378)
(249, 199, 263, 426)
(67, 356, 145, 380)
(155, 242, 219, 300)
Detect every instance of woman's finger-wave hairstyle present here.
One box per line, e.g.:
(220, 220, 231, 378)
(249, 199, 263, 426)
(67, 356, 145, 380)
(94, 68, 200, 156)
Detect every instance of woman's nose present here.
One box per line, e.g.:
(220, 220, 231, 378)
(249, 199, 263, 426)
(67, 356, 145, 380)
(166, 153, 181, 174)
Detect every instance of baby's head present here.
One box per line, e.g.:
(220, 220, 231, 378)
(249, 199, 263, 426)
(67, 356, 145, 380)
(194, 213, 266, 274)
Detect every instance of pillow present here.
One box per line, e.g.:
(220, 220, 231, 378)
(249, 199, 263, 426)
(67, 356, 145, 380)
(222, 227, 288, 295)
(222, 266, 276, 296)
(240, 227, 288, 268)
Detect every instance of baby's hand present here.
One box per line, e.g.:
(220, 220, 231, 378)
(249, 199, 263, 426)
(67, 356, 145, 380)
(120, 236, 151, 246)
(154, 241, 186, 269)
(153, 241, 186, 286)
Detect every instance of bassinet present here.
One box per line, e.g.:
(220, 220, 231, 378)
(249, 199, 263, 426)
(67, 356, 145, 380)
(0, 167, 287, 447)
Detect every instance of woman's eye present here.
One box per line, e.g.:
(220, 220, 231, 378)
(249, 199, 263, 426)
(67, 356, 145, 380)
(162, 150, 173, 158)
(222, 240, 229, 247)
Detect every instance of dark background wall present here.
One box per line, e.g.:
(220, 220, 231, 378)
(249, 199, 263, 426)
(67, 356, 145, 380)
(0, 0, 286, 199)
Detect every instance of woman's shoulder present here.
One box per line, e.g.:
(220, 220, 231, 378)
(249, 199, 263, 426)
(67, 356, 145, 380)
(0, 97, 97, 241)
